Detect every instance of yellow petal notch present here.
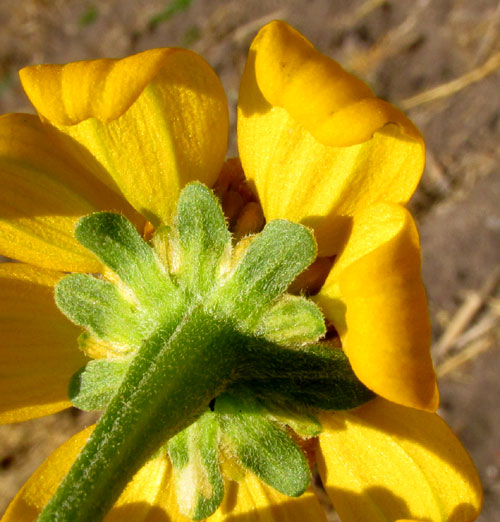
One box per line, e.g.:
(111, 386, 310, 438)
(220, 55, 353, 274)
(0, 263, 86, 424)
(20, 48, 229, 227)
(317, 203, 438, 411)
(317, 399, 482, 522)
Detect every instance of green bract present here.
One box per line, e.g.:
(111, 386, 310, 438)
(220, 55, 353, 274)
(168, 410, 224, 520)
(43, 182, 373, 522)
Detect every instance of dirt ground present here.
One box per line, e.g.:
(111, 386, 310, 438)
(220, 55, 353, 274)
(1, 0, 500, 520)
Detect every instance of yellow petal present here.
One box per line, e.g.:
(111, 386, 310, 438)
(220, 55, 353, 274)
(142, 454, 325, 522)
(0, 113, 143, 272)
(317, 399, 482, 522)
(106, 451, 177, 522)
(2, 426, 325, 522)
(0, 263, 86, 424)
(238, 21, 424, 256)
(2, 426, 95, 522)
(316, 202, 438, 411)
(244, 21, 420, 147)
(211, 473, 327, 522)
(20, 48, 229, 226)
(1, 424, 187, 522)
(3, 425, 326, 522)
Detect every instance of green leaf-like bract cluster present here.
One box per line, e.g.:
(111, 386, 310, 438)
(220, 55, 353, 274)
(46, 182, 373, 522)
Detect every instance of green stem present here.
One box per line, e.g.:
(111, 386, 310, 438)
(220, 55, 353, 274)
(38, 306, 239, 522)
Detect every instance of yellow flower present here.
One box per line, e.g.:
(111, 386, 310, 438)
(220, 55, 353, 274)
(0, 21, 481, 522)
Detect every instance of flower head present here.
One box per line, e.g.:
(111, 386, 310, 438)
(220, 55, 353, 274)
(1, 21, 481, 522)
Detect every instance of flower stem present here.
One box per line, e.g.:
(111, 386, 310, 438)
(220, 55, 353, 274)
(37, 306, 239, 522)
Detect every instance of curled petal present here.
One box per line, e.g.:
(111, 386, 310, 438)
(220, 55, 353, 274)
(316, 203, 438, 411)
(238, 21, 424, 255)
(0, 263, 86, 424)
(317, 399, 482, 522)
(20, 48, 229, 226)
(245, 20, 420, 147)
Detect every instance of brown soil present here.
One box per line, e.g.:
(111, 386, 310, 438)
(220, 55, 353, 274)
(1, 1, 500, 520)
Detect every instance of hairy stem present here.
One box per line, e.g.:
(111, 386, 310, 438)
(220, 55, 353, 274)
(38, 306, 238, 522)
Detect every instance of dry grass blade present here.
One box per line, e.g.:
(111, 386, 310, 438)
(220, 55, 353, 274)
(338, 0, 388, 28)
(475, 0, 500, 64)
(399, 49, 500, 110)
(434, 264, 500, 360)
(232, 10, 287, 44)
(454, 311, 500, 349)
(346, 0, 430, 75)
(436, 336, 495, 378)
